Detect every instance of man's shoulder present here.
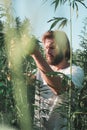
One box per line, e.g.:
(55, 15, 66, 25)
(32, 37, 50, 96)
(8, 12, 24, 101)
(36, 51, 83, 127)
(72, 64, 84, 73)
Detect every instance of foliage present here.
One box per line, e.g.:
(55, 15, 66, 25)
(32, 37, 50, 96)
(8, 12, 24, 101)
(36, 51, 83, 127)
(48, 17, 68, 30)
(0, 1, 87, 130)
(0, 12, 38, 130)
(46, 0, 87, 29)
(0, 19, 17, 126)
(72, 17, 87, 130)
(73, 17, 87, 75)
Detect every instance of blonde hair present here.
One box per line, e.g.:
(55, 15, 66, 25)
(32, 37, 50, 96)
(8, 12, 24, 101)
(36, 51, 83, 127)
(42, 30, 70, 60)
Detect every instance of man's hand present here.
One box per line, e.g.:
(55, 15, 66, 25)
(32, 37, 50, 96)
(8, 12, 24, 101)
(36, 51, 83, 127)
(21, 35, 39, 56)
(28, 36, 38, 55)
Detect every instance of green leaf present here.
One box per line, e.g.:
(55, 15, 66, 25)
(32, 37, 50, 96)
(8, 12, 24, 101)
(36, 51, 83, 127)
(75, 2, 79, 17)
(76, 0, 87, 8)
(58, 18, 68, 28)
(49, 19, 59, 30)
(51, 0, 67, 10)
(0, 82, 5, 87)
(48, 17, 68, 29)
(52, 0, 60, 10)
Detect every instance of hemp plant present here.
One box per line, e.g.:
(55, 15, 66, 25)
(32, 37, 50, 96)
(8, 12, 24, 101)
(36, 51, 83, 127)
(0, 0, 37, 130)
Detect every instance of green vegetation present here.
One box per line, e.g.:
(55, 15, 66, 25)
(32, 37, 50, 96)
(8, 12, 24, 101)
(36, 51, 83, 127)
(0, 0, 87, 130)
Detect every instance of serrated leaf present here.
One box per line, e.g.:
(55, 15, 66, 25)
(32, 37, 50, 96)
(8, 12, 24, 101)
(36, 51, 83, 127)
(0, 82, 5, 87)
(75, 2, 79, 18)
(72, 1, 75, 9)
(76, 0, 87, 8)
(58, 19, 68, 29)
(51, 0, 60, 10)
(48, 17, 68, 29)
(49, 20, 59, 30)
(55, 0, 60, 10)
(51, 0, 67, 10)
(48, 18, 55, 23)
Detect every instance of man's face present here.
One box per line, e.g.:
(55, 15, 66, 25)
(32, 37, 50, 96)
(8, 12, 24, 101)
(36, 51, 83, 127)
(44, 38, 64, 65)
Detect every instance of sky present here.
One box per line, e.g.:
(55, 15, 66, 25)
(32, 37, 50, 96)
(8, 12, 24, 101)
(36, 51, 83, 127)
(12, 0, 87, 51)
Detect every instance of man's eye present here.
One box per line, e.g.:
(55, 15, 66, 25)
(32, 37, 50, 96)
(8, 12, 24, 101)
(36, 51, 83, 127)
(50, 47, 55, 49)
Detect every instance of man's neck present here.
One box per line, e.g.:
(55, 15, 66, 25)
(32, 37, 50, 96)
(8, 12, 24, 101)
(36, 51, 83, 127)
(51, 59, 70, 71)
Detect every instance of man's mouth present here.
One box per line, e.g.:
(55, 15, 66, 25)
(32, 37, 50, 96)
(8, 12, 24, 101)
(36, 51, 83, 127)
(47, 54, 53, 58)
(46, 55, 54, 60)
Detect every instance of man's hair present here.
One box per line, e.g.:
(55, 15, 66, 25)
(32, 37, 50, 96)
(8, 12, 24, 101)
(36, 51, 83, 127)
(42, 30, 70, 60)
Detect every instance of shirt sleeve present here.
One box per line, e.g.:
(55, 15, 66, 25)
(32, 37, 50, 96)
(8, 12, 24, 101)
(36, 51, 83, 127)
(68, 66, 84, 88)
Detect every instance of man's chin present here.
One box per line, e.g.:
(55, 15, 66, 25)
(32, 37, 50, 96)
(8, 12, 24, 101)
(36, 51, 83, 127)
(47, 60, 54, 65)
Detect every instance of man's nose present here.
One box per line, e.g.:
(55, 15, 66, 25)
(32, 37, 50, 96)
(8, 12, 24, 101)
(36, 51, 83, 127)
(47, 49, 51, 54)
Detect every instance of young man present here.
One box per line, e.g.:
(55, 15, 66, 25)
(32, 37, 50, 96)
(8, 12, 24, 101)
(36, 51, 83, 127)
(31, 30, 84, 130)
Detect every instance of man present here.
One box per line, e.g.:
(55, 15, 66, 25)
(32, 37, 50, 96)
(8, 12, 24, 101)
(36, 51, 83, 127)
(31, 30, 84, 130)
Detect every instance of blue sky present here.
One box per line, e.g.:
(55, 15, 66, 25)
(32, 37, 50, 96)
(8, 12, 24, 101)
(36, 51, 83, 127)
(12, 0, 87, 51)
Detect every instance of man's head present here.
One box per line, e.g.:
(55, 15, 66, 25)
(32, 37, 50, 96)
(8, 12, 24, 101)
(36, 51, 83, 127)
(42, 30, 70, 65)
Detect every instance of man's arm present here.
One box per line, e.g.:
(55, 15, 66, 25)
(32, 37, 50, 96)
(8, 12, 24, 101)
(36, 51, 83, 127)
(32, 50, 64, 95)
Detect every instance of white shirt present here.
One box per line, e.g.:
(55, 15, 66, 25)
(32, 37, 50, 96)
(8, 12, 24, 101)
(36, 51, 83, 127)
(34, 64, 84, 129)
